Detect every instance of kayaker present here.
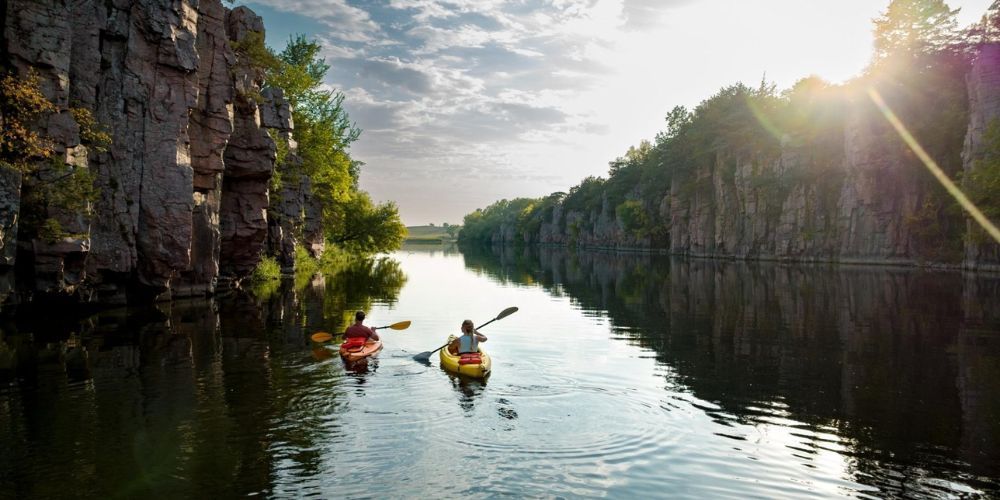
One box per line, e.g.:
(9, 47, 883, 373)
(344, 311, 379, 342)
(448, 319, 487, 354)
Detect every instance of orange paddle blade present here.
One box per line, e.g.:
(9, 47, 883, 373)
(311, 332, 334, 343)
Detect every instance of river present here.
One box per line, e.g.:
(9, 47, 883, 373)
(1, 244, 999, 498)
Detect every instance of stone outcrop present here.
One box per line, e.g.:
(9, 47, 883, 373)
(492, 45, 1000, 271)
(175, 0, 236, 298)
(0, 0, 313, 305)
(218, 9, 276, 281)
(962, 44, 1000, 271)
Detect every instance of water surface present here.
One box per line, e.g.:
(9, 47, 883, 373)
(1, 245, 999, 498)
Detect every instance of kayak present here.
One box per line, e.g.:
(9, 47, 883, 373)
(439, 335, 491, 378)
(339, 339, 383, 362)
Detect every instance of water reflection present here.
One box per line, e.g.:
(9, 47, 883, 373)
(400, 241, 461, 257)
(446, 374, 488, 414)
(462, 245, 1000, 496)
(4, 245, 999, 497)
(0, 255, 406, 498)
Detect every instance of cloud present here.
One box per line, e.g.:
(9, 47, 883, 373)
(245, 0, 650, 222)
(357, 58, 434, 95)
(620, 0, 697, 31)
(407, 24, 498, 53)
(244, 0, 381, 42)
(495, 102, 568, 125)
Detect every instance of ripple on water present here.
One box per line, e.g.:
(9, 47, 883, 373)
(432, 380, 680, 469)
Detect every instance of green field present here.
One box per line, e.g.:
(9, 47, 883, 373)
(405, 225, 459, 243)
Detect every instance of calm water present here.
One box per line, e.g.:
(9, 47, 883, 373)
(2, 245, 1000, 498)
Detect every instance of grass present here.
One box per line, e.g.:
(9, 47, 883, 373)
(405, 225, 459, 242)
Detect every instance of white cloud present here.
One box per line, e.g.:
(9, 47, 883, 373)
(247, 0, 999, 224)
(245, 0, 381, 42)
(387, 0, 457, 22)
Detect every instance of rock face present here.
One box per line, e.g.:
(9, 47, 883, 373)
(963, 44, 1000, 271)
(0, 0, 310, 305)
(175, 0, 235, 298)
(218, 8, 276, 282)
(496, 45, 1000, 270)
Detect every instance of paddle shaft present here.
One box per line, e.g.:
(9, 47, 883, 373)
(310, 320, 410, 343)
(413, 307, 517, 362)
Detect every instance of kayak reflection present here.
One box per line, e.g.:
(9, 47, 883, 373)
(447, 373, 486, 414)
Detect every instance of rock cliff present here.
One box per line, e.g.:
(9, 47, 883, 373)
(963, 44, 1000, 271)
(0, 0, 312, 305)
(488, 46, 1000, 270)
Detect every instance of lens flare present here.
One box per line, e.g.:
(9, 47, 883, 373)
(867, 88, 1000, 245)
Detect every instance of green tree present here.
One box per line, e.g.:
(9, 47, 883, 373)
(328, 192, 406, 254)
(873, 0, 961, 61)
(615, 200, 647, 234)
(269, 35, 361, 194)
(262, 35, 405, 255)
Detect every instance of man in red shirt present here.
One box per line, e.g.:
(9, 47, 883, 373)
(344, 311, 379, 342)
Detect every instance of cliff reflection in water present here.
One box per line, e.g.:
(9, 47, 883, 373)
(463, 245, 1000, 488)
(0, 256, 405, 498)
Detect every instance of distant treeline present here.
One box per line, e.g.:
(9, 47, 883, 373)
(459, 0, 1000, 267)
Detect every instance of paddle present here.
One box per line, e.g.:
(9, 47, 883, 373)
(413, 306, 518, 363)
(310, 320, 412, 343)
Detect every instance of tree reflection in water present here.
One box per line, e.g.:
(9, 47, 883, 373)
(461, 244, 1000, 494)
(0, 253, 407, 498)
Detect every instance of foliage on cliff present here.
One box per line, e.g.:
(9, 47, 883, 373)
(966, 120, 1000, 243)
(459, 78, 843, 247)
(262, 35, 405, 255)
(0, 70, 55, 173)
(0, 70, 108, 242)
(459, 0, 996, 265)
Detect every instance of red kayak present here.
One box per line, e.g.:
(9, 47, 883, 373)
(339, 339, 383, 362)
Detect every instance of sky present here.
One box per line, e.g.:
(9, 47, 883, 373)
(237, 0, 995, 226)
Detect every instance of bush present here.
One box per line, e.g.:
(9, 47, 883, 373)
(250, 255, 281, 283)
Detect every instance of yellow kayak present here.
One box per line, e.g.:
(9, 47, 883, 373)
(439, 335, 491, 378)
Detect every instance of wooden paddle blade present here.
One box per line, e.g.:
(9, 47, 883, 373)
(388, 320, 411, 330)
(311, 332, 334, 343)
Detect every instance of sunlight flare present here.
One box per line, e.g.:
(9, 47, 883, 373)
(867, 88, 1000, 245)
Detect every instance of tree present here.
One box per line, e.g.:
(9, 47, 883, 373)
(1, 70, 107, 242)
(656, 105, 692, 144)
(0, 70, 55, 173)
(873, 0, 961, 62)
(328, 192, 406, 254)
(261, 35, 405, 255)
(967, 0, 1000, 44)
(269, 36, 361, 197)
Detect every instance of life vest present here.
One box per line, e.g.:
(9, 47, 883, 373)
(459, 353, 482, 365)
(341, 336, 367, 350)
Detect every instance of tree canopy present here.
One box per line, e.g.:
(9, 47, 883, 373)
(456, 0, 997, 260)
(873, 0, 961, 62)
(264, 35, 405, 255)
